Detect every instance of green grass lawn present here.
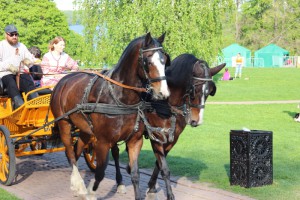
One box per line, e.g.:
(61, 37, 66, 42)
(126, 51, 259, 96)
(0, 188, 19, 200)
(211, 67, 300, 101)
(120, 67, 300, 200)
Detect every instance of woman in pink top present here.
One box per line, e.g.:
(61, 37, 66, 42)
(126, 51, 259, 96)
(40, 36, 78, 87)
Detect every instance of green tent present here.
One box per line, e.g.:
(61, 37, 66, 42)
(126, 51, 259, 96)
(220, 43, 251, 67)
(254, 44, 289, 67)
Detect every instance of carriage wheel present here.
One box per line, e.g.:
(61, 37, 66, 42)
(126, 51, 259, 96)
(30, 140, 47, 156)
(0, 125, 16, 186)
(83, 143, 96, 172)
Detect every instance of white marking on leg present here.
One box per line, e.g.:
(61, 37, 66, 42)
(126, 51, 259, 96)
(85, 179, 97, 200)
(117, 184, 126, 194)
(70, 165, 87, 196)
(146, 192, 159, 200)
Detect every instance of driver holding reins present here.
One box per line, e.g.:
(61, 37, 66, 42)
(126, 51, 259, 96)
(0, 24, 38, 109)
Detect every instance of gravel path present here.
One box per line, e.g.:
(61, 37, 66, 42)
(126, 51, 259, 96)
(0, 152, 255, 200)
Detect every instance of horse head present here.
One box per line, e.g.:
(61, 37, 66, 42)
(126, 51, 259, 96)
(138, 32, 170, 100)
(189, 61, 226, 127)
(166, 54, 225, 127)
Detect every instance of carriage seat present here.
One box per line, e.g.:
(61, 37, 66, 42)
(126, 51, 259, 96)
(0, 78, 8, 96)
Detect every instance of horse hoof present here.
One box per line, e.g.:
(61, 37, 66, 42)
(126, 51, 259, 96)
(117, 184, 126, 194)
(146, 192, 159, 200)
(85, 180, 97, 200)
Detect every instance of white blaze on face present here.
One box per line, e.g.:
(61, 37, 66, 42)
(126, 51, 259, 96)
(151, 51, 170, 98)
(197, 84, 206, 125)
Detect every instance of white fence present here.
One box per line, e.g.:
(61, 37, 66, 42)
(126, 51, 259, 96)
(218, 56, 300, 68)
(274, 56, 299, 68)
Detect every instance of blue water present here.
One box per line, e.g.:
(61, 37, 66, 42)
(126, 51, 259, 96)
(69, 24, 84, 35)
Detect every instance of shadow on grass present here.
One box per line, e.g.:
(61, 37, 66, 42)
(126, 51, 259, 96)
(283, 110, 298, 119)
(213, 73, 223, 83)
(119, 149, 208, 184)
(224, 163, 230, 181)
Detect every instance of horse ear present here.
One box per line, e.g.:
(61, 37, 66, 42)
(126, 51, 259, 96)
(145, 32, 153, 46)
(157, 32, 166, 44)
(209, 63, 226, 76)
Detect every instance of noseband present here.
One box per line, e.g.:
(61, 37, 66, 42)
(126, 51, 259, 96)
(139, 47, 167, 84)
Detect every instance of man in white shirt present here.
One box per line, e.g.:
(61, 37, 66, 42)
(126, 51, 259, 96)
(0, 24, 38, 109)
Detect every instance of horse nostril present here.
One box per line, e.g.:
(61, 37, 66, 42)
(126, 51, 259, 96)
(191, 121, 198, 127)
(158, 92, 167, 99)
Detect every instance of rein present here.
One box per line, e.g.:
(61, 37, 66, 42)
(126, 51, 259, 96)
(86, 70, 147, 93)
(24, 71, 148, 93)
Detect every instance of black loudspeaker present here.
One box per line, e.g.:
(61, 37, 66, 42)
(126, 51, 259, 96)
(230, 130, 273, 188)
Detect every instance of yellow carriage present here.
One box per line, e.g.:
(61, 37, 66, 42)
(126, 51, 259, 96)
(0, 85, 96, 186)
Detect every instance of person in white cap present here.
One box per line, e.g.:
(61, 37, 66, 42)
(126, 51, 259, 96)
(0, 24, 38, 109)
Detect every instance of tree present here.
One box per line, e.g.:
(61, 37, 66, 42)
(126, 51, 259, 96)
(239, 0, 300, 54)
(0, 0, 85, 61)
(74, 0, 234, 67)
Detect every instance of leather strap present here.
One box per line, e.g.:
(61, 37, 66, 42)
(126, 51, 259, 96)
(83, 70, 147, 93)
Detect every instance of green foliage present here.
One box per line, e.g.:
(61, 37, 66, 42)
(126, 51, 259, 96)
(75, 0, 233, 67)
(222, 0, 300, 55)
(0, 0, 85, 62)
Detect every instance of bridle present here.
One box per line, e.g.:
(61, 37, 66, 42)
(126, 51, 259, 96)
(181, 61, 213, 115)
(190, 62, 213, 109)
(139, 46, 168, 85)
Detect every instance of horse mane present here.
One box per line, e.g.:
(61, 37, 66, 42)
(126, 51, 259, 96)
(166, 53, 198, 87)
(113, 35, 145, 72)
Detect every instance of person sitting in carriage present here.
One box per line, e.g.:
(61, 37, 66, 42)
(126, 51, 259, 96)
(40, 36, 78, 87)
(0, 24, 38, 109)
(28, 46, 43, 88)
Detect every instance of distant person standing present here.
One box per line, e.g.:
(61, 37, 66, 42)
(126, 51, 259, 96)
(40, 36, 78, 87)
(234, 53, 243, 78)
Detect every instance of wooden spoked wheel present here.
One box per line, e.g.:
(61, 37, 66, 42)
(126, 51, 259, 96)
(0, 125, 16, 186)
(83, 143, 96, 172)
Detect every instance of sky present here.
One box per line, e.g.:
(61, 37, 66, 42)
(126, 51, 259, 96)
(53, 0, 75, 10)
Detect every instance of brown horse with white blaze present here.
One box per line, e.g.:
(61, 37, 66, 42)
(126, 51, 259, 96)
(144, 54, 226, 200)
(50, 32, 170, 200)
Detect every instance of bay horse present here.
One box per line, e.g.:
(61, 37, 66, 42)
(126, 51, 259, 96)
(50, 32, 170, 200)
(83, 54, 226, 199)
(143, 54, 226, 200)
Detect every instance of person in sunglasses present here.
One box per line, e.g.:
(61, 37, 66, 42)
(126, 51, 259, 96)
(0, 24, 38, 109)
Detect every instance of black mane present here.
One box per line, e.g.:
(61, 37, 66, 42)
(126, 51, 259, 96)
(166, 54, 198, 87)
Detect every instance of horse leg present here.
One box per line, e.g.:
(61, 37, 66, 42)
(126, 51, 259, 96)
(57, 120, 87, 196)
(74, 133, 93, 161)
(150, 144, 175, 200)
(111, 144, 126, 193)
(127, 138, 143, 200)
(58, 120, 77, 166)
(92, 141, 110, 191)
(158, 156, 174, 200)
(147, 161, 160, 194)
